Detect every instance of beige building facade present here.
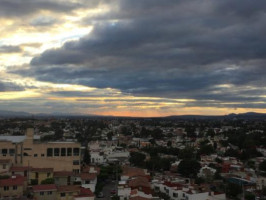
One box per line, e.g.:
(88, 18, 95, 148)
(0, 128, 82, 173)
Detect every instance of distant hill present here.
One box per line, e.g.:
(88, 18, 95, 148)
(0, 109, 265, 119)
(0, 110, 31, 117)
(166, 112, 266, 120)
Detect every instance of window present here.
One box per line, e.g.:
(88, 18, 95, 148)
(173, 193, 178, 197)
(4, 186, 9, 191)
(40, 192, 44, 196)
(41, 154, 45, 157)
(24, 148, 32, 150)
(73, 160, 80, 165)
(60, 193, 66, 197)
(47, 191, 52, 195)
(47, 148, 53, 157)
(34, 154, 38, 157)
(35, 172, 39, 179)
(67, 148, 72, 156)
(155, 186, 160, 191)
(2, 149, 7, 155)
(73, 148, 79, 156)
(13, 186, 17, 190)
(85, 180, 90, 184)
(61, 148, 66, 156)
(73, 169, 79, 174)
(54, 148, 60, 156)
(9, 149, 15, 155)
(47, 173, 51, 178)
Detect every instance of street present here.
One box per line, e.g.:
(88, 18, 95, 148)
(95, 180, 117, 200)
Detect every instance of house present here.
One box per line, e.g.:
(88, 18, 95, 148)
(80, 173, 97, 192)
(0, 159, 11, 174)
(129, 196, 151, 200)
(197, 166, 216, 180)
(128, 177, 152, 195)
(30, 168, 54, 184)
(0, 175, 25, 198)
(121, 166, 150, 181)
(90, 151, 105, 164)
(152, 179, 226, 200)
(32, 184, 57, 200)
(57, 185, 80, 200)
(54, 171, 74, 186)
(118, 167, 152, 200)
(74, 187, 95, 200)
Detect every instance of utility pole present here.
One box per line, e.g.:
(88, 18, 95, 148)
(242, 183, 245, 200)
(116, 160, 118, 196)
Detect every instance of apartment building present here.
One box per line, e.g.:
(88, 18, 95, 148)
(0, 128, 82, 173)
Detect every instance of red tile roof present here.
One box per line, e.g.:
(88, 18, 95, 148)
(10, 166, 31, 172)
(32, 184, 57, 192)
(76, 187, 94, 197)
(57, 185, 80, 192)
(128, 177, 150, 188)
(0, 175, 24, 187)
(82, 166, 100, 175)
(122, 166, 146, 177)
(164, 181, 183, 188)
(129, 197, 151, 200)
(32, 168, 53, 172)
(80, 173, 97, 180)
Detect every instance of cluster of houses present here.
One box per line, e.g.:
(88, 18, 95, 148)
(0, 128, 98, 199)
(115, 166, 227, 200)
(1, 119, 266, 200)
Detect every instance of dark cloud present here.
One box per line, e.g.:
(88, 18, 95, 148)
(0, 81, 24, 92)
(0, 0, 98, 18)
(0, 45, 22, 53)
(12, 0, 266, 109)
(49, 90, 121, 98)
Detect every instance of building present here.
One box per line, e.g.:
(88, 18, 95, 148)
(0, 159, 12, 174)
(0, 175, 25, 198)
(0, 128, 82, 173)
(54, 171, 74, 186)
(29, 168, 54, 185)
(32, 184, 57, 200)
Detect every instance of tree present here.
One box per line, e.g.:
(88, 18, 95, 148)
(259, 160, 266, 173)
(198, 144, 214, 155)
(41, 178, 55, 184)
(83, 149, 91, 165)
(178, 160, 201, 177)
(129, 152, 146, 167)
(226, 183, 242, 198)
(178, 147, 195, 160)
(107, 131, 113, 140)
(245, 192, 255, 200)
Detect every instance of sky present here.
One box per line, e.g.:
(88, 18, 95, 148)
(1, 0, 266, 117)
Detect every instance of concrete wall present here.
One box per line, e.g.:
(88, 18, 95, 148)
(0, 185, 23, 198)
(33, 190, 57, 200)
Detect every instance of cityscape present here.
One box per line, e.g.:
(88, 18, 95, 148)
(0, 114, 266, 200)
(1, 0, 266, 200)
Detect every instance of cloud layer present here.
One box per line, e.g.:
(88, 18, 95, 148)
(2, 0, 266, 115)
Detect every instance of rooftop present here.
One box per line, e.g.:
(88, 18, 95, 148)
(32, 184, 57, 192)
(0, 175, 24, 187)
